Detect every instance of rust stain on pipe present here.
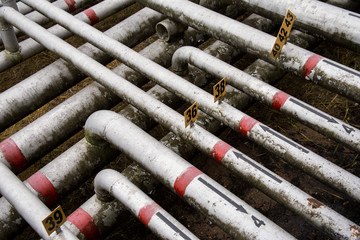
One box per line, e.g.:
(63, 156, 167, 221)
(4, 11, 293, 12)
(350, 225, 360, 238)
(307, 198, 324, 209)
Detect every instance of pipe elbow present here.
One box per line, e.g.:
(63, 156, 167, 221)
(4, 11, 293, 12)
(94, 169, 122, 202)
(84, 110, 120, 146)
(172, 46, 197, 76)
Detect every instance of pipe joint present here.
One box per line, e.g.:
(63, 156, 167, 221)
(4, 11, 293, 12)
(172, 46, 199, 76)
(1, 0, 18, 11)
(94, 169, 121, 202)
(156, 18, 188, 42)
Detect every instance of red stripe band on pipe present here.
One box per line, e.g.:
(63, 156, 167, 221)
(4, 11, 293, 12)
(174, 166, 203, 197)
(83, 8, 99, 25)
(138, 202, 161, 226)
(211, 141, 232, 163)
(67, 208, 101, 240)
(272, 91, 290, 110)
(302, 54, 323, 79)
(238, 116, 259, 137)
(26, 171, 60, 207)
(0, 138, 26, 173)
(64, 0, 76, 11)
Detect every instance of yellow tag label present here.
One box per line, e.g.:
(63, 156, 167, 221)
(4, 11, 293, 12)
(184, 102, 198, 127)
(42, 205, 66, 235)
(213, 78, 226, 103)
(270, 10, 296, 59)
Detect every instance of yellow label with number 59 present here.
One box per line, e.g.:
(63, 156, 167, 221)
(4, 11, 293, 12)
(42, 205, 66, 235)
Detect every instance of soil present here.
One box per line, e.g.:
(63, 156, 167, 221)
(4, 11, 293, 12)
(1, 2, 359, 240)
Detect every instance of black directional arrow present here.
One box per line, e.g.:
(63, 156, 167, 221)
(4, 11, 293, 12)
(288, 98, 338, 124)
(259, 124, 310, 154)
(232, 151, 282, 183)
(156, 212, 192, 240)
(323, 59, 360, 77)
(198, 177, 248, 214)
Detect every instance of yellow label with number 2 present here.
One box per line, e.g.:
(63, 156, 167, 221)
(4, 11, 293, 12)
(270, 10, 296, 59)
(42, 205, 66, 235)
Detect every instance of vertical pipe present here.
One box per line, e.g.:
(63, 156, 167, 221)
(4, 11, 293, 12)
(0, 1, 19, 52)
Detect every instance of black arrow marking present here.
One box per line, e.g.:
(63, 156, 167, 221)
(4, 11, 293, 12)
(289, 98, 338, 124)
(233, 151, 282, 183)
(198, 177, 248, 214)
(349, 13, 360, 19)
(323, 59, 360, 78)
(259, 124, 310, 154)
(156, 212, 192, 240)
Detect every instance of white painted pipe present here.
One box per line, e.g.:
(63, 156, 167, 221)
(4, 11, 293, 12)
(0, 7, 162, 132)
(156, 19, 188, 42)
(64, 37, 356, 240)
(0, 162, 78, 240)
(6, 0, 94, 41)
(230, 0, 360, 52)
(0, 28, 204, 239)
(135, 0, 360, 104)
(85, 110, 295, 239)
(0, 0, 135, 72)
(15, 0, 360, 202)
(0, 0, 19, 52)
(172, 46, 360, 152)
(16, 0, 53, 15)
(1, 5, 359, 239)
(94, 169, 199, 240)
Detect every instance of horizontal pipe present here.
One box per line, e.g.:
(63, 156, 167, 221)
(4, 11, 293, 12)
(230, 0, 360, 52)
(94, 169, 199, 240)
(0, 27, 204, 239)
(0, 163, 78, 239)
(85, 110, 295, 239)
(0, 7, 162, 132)
(135, 0, 360, 104)
(17, 0, 360, 202)
(0, 0, 135, 72)
(172, 46, 360, 152)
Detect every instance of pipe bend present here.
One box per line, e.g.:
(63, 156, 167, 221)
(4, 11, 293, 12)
(172, 46, 199, 76)
(94, 169, 123, 202)
(84, 110, 120, 146)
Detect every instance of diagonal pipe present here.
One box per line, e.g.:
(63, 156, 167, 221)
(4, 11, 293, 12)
(134, 0, 360, 104)
(13, 0, 360, 202)
(94, 169, 199, 240)
(172, 46, 360, 152)
(1, 6, 358, 238)
(85, 110, 295, 239)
